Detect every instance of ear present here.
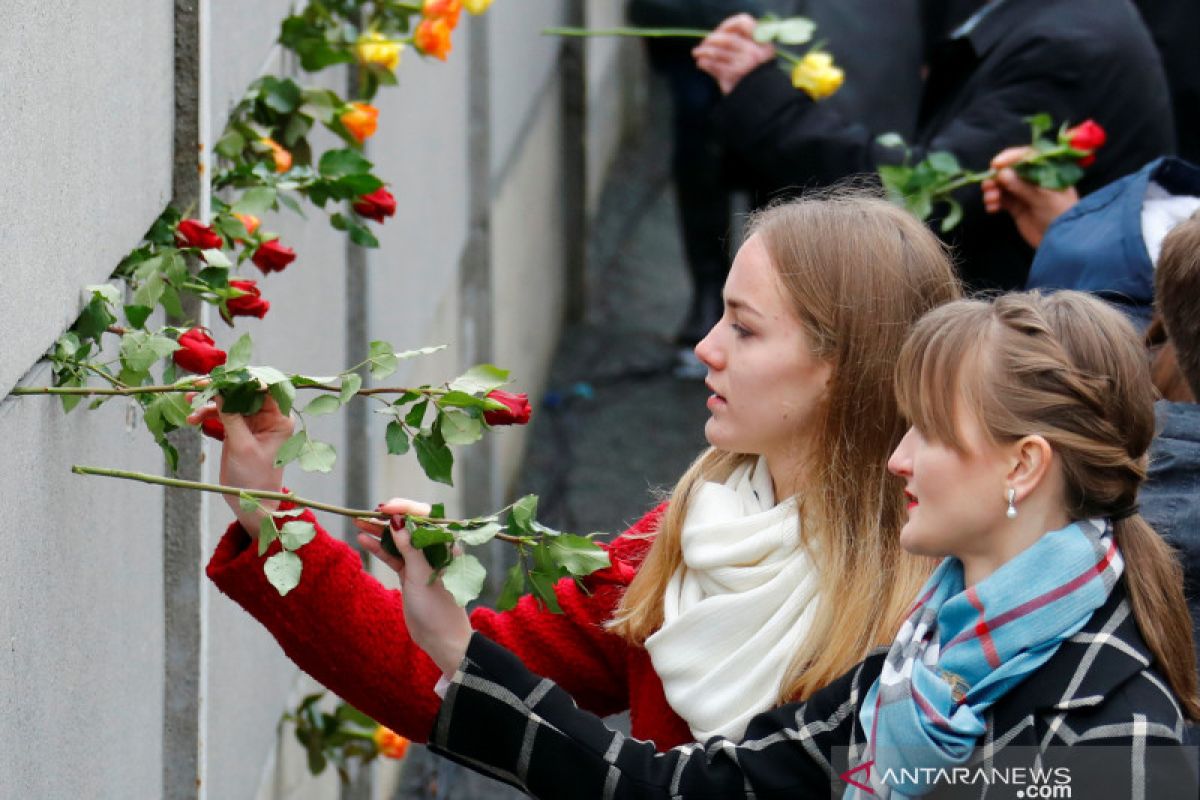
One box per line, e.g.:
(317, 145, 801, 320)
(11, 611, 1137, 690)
(1005, 434, 1055, 501)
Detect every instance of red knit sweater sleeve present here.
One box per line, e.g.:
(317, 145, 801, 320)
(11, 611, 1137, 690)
(206, 503, 665, 742)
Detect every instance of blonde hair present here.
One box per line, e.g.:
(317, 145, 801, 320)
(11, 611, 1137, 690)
(610, 191, 962, 703)
(894, 291, 1200, 719)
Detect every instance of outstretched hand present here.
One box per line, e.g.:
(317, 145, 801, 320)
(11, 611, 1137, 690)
(358, 512, 473, 676)
(693, 14, 775, 95)
(187, 388, 294, 533)
(982, 146, 1080, 248)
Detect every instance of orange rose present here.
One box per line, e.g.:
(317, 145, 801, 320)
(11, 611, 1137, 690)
(340, 103, 380, 143)
(233, 213, 261, 237)
(261, 137, 292, 173)
(424, 0, 462, 28)
(414, 17, 453, 61)
(372, 726, 410, 760)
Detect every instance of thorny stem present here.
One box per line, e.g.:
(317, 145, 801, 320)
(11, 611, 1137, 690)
(69, 465, 527, 543)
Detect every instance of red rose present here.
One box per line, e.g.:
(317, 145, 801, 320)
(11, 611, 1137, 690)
(200, 417, 226, 441)
(1066, 120, 1106, 167)
(252, 238, 296, 274)
(353, 187, 397, 223)
(176, 219, 223, 250)
(227, 279, 270, 319)
(173, 327, 227, 374)
(483, 390, 532, 426)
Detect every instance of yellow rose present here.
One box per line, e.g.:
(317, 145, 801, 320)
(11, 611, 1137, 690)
(790, 51, 844, 101)
(354, 32, 403, 71)
(464, 0, 493, 14)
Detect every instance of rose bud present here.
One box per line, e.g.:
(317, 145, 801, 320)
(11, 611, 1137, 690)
(372, 726, 410, 760)
(354, 32, 403, 71)
(226, 279, 270, 319)
(352, 187, 397, 223)
(340, 102, 380, 143)
(233, 213, 261, 237)
(173, 328, 227, 375)
(1066, 120, 1107, 167)
(261, 137, 293, 173)
(424, 0, 463, 28)
(176, 219, 223, 250)
(414, 17, 453, 60)
(483, 389, 532, 426)
(200, 417, 226, 441)
(251, 238, 297, 274)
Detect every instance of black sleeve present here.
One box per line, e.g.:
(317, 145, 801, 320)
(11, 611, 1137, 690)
(428, 632, 876, 800)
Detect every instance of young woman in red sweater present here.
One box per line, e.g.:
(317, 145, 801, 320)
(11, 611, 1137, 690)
(198, 192, 961, 749)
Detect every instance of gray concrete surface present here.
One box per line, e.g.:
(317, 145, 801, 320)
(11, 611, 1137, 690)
(393, 78, 713, 800)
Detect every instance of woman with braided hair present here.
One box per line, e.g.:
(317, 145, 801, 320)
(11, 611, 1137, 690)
(391, 290, 1199, 798)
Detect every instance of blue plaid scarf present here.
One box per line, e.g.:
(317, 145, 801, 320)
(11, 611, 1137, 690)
(846, 518, 1123, 798)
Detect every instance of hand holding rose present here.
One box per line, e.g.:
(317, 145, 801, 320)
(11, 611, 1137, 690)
(187, 390, 295, 534)
(982, 146, 1080, 248)
(692, 14, 775, 95)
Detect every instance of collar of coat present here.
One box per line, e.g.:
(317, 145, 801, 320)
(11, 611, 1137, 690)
(988, 578, 1160, 716)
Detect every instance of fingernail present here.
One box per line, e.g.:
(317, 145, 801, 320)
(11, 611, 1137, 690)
(390, 515, 402, 531)
(375, 503, 383, 511)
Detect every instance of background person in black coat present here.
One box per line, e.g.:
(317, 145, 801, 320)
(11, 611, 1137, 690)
(693, 0, 1176, 292)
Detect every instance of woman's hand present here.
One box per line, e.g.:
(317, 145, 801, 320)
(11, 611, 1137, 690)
(186, 390, 294, 534)
(693, 14, 775, 95)
(358, 516, 473, 676)
(982, 146, 1080, 248)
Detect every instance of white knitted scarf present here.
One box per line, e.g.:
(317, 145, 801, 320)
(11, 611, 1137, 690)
(645, 456, 819, 741)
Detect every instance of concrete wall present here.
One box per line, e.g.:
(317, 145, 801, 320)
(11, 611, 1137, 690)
(1, 1, 643, 799)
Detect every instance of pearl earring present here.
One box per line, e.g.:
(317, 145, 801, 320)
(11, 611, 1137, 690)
(1006, 487, 1018, 519)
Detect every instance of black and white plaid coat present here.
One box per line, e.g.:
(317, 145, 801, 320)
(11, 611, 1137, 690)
(429, 581, 1197, 799)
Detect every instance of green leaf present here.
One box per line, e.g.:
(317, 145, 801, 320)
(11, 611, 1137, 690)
(774, 16, 816, 44)
(940, 197, 964, 233)
(159, 286, 185, 319)
(456, 522, 502, 546)
(261, 76, 303, 114)
(439, 409, 484, 446)
(303, 394, 342, 416)
(395, 345, 448, 360)
(1026, 112, 1054, 142)
(219, 380, 265, 415)
(339, 373, 362, 405)
(527, 571, 563, 613)
(238, 493, 260, 514)
(124, 304, 153, 330)
(215, 129, 246, 160)
(496, 563, 526, 611)
(120, 331, 180, 375)
(258, 516, 279, 557)
(437, 390, 489, 410)
(348, 223, 379, 249)
(226, 333, 254, 371)
(318, 148, 373, 179)
(231, 187, 278, 216)
(440, 554, 486, 607)
(133, 270, 166, 310)
(274, 431, 308, 467)
(75, 293, 119, 343)
(405, 399, 429, 428)
(247, 365, 291, 386)
(409, 523, 455, 549)
(510, 495, 538, 534)
(201, 248, 233, 268)
(449, 364, 510, 395)
(547, 534, 611, 577)
(380, 526, 401, 559)
(85, 283, 122, 306)
(926, 151, 961, 176)
(297, 438, 337, 473)
(413, 430, 454, 486)
(270, 379, 296, 417)
(876, 132, 908, 150)
(280, 520, 317, 551)
(264, 550, 303, 596)
(385, 421, 410, 455)
(367, 340, 399, 379)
